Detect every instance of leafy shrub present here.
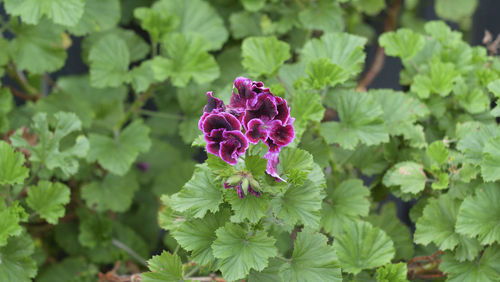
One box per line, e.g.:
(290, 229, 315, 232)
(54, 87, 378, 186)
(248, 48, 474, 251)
(0, 0, 497, 281)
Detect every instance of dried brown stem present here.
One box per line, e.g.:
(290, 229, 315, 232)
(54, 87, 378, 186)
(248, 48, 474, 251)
(407, 250, 445, 280)
(356, 0, 402, 91)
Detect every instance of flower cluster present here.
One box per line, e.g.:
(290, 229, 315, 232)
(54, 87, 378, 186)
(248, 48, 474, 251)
(199, 77, 295, 185)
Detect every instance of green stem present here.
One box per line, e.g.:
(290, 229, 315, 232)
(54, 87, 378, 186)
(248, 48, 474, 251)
(115, 84, 155, 130)
(139, 109, 183, 120)
(6, 63, 42, 99)
(184, 265, 200, 278)
(277, 74, 293, 97)
(111, 238, 147, 267)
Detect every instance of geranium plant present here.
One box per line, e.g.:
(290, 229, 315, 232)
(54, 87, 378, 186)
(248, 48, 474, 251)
(0, 0, 499, 281)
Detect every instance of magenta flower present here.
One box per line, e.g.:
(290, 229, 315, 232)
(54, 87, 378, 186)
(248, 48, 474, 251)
(199, 77, 295, 182)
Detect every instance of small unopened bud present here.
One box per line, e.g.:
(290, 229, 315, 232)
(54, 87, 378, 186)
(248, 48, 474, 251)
(226, 175, 243, 186)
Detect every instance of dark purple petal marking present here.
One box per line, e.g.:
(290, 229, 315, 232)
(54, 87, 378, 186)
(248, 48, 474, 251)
(206, 141, 221, 156)
(219, 130, 248, 165)
(242, 94, 278, 129)
(245, 119, 269, 144)
(204, 91, 226, 113)
(269, 120, 295, 147)
(274, 96, 290, 124)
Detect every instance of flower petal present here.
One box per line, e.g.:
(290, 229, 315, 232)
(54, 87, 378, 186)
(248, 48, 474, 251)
(264, 150, 284, 181)
(274, 96, 290, 124)
(230, 77, 254, 109)
(245, 119, 269, 144)
(269, 120, 295, 147)
(203, 91, 226, 113)
(202, 112, 241, 133)
(242, 93, 278, 129)
(206, 141, 221, 156)
(219, 130, 249, 165)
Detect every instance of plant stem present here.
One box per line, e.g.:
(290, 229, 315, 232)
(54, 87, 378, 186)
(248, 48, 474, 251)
(277, 74, 293, 97)
(111, 238, 148, 267)
(115, 84, 155, 130)
(139, 109, 183, 120)
(184, 265, 200, 278)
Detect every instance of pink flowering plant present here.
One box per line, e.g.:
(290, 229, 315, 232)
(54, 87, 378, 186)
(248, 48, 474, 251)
(199, 77, 295, 197)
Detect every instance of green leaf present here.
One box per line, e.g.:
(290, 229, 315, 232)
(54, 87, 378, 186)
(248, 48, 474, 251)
(277, 147, 314, 182)
(241, 0, 266, 12)
(424, 21, 462, 47)
(172, 210, 230, 265)
(302, 33, 367, 80)
(212, 223, 277, 281)
(68, 0, 120, 35)
(440, 245, 500, 282)
(170, 165, 223, 218)
(11, 112, 89, 178)
(371, 89, 428, 148)
(456, 183, 500, 245)
(0, 201, 26, 247)
(89, 34, 130, 88)
(78, 214, 112, 248)
(333, 221, 395, 274)
(133, 6, 179, 42)
(366, 203, 414, 260)
(152, 33, 219, 87)
(87, 120, 151, 176)
(226, 192, 269, 224)
(271, 179, 324, 229)
(248, 258, 283, 282)
(26, 181, 70, 224)
(414, 194, 461, 250)
(410, 60, 459, 99)
(9, 20, 67, 74)
(431, 172, 449, 190)
(376, 262, 408, 282)
(457, 123, 498, 165)
(128, 60, 156, 93)
(0, 234, 37, 282)
(379, 28, 425, 59)
(427, 141, 449, 165)
(321, 91, 389, 149)
(0, 141, 29, 185)
(229, 11, 262, 39)
(321, 179, 370, 236)
(298, 1, 344, 33)
(242, 36, 291, 77)
(142, 251, 183, 282)
(245, 154, 267, 178)
(352, 0, 386, 15)
(36, 257, 97, 282)
(304, 58, 349, 89)
(280, 231, 342, 282)
(481, 136, 500, 182)
(434, 0, 478, 23)
(82, 28, 150, 63)
(81, 173, 139, 213)
(291, 91, 325, 141)
(383, 162, 427, 194)
(153, 0, 228, 51)
(4, 0, 84, 26)
(488, 79, 500, 97)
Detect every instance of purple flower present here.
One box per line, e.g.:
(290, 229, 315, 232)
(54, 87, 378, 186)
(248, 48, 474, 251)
(264, 150, 284, 181)
(199, 77, 295, 181)
(200, 112, 247, 165)
(219, 130, 248, 165)
(204, 91, 225, 113)
(242, 93, 278, 130)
